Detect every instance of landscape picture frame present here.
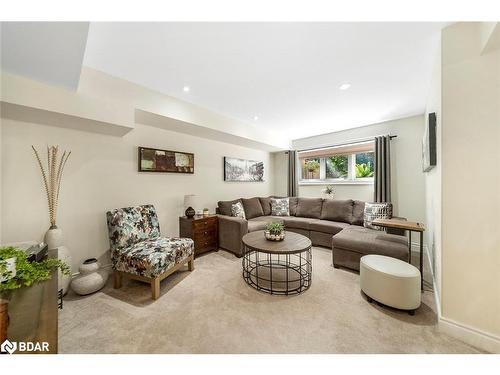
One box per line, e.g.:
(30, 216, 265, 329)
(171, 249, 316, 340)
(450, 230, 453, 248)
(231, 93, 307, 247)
(138, 146, 194, 173)
(224, 156, 264, 182)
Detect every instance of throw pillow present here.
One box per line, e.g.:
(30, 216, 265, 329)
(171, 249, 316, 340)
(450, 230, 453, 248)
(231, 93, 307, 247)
(363, 202, 393, 230)
(258, 197, 272, 216)
(218, 199, 242, 216)
(241, 197, 264, 219)
(270, 197, 290, 216)
(231, 201, 246, 219)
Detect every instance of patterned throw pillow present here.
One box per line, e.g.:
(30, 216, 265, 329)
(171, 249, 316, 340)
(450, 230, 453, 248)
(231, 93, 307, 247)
(231, 202, 246, 219)
(270, 198, 290, 216)
(363, 202, 393, 230)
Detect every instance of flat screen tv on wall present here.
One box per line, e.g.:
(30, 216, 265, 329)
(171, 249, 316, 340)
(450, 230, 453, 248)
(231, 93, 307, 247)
(422, 112, 437, 172)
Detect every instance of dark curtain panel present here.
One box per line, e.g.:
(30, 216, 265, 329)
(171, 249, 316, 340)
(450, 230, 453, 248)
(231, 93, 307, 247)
(374, 136, 392, 202)
(287, 150, 298, 197)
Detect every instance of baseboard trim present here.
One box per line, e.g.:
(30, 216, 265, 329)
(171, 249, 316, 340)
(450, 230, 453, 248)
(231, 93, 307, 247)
(423, 244, 499, 353)
(439, 317, 500, 353)
(424, 243, 441, 318)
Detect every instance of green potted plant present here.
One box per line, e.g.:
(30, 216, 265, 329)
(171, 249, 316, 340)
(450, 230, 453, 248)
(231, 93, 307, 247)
(265, 222, 285, 241)
(0, 246, 70, 343)
(203, 208, 210, 216)
(305, 160, 320, 172)
(305, 159, 320, 179)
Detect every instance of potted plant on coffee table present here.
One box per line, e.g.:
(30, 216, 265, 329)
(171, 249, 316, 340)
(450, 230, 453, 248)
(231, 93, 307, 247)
(264, 222, 285, 241)
(0, 246, 70, 343)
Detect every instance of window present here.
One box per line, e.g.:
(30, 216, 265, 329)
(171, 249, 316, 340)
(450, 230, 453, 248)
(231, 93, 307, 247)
(298, 141, 374, 184)
(355, 152, 374, 178)
(301, 157, 321, 179)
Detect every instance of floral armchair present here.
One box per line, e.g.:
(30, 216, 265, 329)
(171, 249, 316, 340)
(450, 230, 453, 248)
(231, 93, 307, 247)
(106, 204, 194, 300)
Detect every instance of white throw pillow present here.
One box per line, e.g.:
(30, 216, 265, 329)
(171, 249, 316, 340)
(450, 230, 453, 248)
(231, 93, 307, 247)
(363, 202, 393, 230)
(270, 197, 290, 216)
(231, 201, 246, 219)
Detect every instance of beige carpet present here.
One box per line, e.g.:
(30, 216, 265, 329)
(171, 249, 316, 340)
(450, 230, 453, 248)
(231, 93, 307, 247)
(59, 247, 483, 353)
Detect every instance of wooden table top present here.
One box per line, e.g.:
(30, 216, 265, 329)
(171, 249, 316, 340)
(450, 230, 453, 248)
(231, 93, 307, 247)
(372, 218, 425, 232)
(242, 230, 312, 254)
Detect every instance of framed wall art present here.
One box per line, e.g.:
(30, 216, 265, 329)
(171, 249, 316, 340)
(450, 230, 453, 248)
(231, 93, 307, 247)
(224, 157, 264, 182)
(138, 147, 194, 173)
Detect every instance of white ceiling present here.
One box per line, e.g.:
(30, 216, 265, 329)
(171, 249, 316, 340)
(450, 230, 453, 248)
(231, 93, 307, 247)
(84, 22, 444, 140)
(1, 22, 89, 90)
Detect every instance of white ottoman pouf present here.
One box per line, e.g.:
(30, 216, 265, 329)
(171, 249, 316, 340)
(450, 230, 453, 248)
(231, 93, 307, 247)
(360, 254, 421, 315)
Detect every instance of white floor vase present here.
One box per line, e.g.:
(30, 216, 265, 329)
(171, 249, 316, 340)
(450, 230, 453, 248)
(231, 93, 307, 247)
(44, 227, 72, 295)
(71, 259, 108, 296)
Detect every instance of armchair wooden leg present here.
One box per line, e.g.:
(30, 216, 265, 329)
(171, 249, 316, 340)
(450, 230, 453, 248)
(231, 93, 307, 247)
(188, 255, 195, 271)
(151, 277, 160, 300)
(114, 271, 122, 289)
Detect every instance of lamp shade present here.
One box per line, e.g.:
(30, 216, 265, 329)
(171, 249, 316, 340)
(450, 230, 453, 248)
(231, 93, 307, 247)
(184, 194, 197, 209)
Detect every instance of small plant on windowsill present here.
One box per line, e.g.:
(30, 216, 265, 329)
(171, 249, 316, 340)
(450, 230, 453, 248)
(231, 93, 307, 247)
(265, 222, 285, 241)
(305, 160, 320, 172)
(0, 246, 70, 342)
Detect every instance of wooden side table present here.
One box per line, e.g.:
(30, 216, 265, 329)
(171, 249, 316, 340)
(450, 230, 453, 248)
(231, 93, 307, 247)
(372, 218, 426, 290)
(179, 215, 218, 257)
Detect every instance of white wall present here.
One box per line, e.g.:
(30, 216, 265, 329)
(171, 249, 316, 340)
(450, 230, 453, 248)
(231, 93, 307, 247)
(1, 119, 274, 271)
(291, 115, 426, 224)
(424, 37, 442, 298)
(439, 22, 500, 348)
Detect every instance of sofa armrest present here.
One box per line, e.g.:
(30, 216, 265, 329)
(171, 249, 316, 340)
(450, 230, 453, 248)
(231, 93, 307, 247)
(217, 215, 248, 257)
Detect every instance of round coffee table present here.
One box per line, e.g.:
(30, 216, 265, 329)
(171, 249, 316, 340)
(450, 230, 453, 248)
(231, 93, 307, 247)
(241, 230, 312, 295)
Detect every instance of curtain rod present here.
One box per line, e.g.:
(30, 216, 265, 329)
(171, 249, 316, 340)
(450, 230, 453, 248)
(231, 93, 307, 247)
(293, 134, 397, 153)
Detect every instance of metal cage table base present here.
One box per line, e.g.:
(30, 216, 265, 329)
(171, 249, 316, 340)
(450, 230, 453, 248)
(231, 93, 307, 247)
(242, 247, 312, 295)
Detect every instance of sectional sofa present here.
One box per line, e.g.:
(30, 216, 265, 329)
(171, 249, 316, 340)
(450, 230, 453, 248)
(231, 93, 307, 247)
(217, 197, 408, 271)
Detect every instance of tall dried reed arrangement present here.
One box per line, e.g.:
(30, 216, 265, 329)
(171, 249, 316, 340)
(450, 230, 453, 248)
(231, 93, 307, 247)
(31, 145, 71, 229)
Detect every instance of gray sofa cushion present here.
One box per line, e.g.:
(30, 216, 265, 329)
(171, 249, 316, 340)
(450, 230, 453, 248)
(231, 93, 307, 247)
(283, 216, 318, 230)
(286, 227, 310, 237)
(259, 197, 272, 216)
(351, 200, 365, 226)
(332, 226, 408, 259)
(289, 197, 298, 216)
(310, 231, 333, 248)
(320, 199, 354, 223)
(309, 220, 350, 235)
(248, 220, 267, 232)
(241, 197, 264, 219)
(296, 198, 323, 219)
(248, 215, 287, 232)
(249, 216, 285, 224)
(218, 199, 242, 216)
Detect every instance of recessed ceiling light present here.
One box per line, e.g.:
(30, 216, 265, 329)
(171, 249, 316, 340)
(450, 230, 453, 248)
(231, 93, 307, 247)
(339, 83, 351, 90)
(183, 86, 190, 92)
(253, 116, 259, 121)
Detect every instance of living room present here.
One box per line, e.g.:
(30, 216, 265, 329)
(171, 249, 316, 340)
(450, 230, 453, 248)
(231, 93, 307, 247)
(1, 1, 499, 373)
